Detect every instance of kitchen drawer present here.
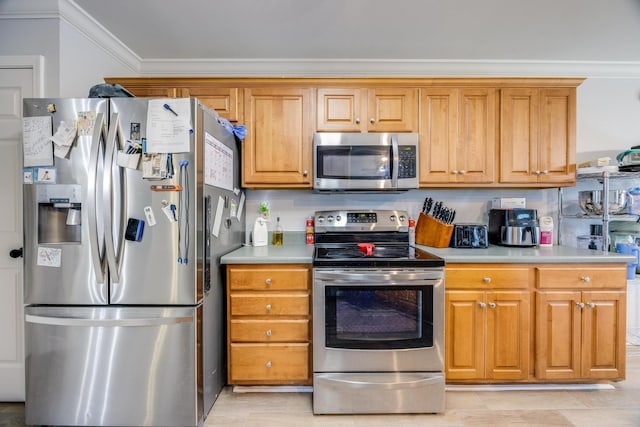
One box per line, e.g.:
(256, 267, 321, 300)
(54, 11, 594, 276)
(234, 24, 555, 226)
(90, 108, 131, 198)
(228, 265, 310, 291)
(446, 265, 533, 289)
(230, 293, 309, 316)
(230, 319, 309, 342)
(230, 343, 309, 383)
(536, 265, 627, 289)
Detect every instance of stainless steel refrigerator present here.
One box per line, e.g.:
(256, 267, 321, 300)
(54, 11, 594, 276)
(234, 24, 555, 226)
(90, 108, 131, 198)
(21, 97, 244, 426)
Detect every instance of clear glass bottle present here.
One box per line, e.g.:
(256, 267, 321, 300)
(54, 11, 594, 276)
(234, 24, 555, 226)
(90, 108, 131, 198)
(272, 216, 284, 246)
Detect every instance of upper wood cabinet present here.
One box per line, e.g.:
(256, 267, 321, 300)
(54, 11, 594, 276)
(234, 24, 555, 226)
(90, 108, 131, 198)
(419, 88, 497, 185)
(181, 87, 242, 122)
(317, 87, 418, 132)
(242, 88, 313, 188)
(500, 88, 576, 185)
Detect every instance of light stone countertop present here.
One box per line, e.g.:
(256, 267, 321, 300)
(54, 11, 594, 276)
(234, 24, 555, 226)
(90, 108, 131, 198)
(221, 243, 635, 265)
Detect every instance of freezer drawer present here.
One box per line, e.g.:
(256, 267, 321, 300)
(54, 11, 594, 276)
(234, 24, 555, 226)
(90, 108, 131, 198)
(25, 306, 203, 427)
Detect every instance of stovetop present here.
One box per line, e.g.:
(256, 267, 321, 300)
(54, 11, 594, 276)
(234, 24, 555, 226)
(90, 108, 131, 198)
(312, 209, 444, 268)
(313, 243, 444, 268)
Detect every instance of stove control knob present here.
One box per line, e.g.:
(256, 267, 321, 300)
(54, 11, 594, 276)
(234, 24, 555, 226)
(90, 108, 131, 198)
(317, 216, 325, 224)
(336, 215, 342, 222)
(327, 215, 334, 223)
(398, 215, 406, 223)
(390, 215, 396, 222)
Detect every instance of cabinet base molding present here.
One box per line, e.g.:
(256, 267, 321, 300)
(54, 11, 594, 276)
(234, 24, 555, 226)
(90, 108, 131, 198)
(446, 383, 614, 391)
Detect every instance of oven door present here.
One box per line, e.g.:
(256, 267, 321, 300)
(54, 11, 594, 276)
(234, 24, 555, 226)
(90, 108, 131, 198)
(313, 268, 444, 372)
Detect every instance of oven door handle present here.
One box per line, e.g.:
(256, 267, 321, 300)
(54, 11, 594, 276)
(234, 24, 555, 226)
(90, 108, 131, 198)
(315, 271, 443, 283)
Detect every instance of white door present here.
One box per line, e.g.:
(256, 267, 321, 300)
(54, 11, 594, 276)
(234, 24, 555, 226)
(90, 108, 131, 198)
(0, 66, 33, 400)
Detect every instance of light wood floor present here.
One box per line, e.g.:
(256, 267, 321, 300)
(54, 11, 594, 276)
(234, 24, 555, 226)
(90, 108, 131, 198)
(2, 345, 639, 427)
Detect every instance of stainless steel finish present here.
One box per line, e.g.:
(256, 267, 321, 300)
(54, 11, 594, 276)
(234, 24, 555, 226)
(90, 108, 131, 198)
(313, 132, 419, 192)
(88, 113, 107, 285)
(23, 98, 244, 426)
(313, 267, 445, 373)
(314, 209, 408, 233)
(313, 372, 445, 414)
(23, 98, 110, 305)
(25, 306, 202, 427)
(500, 225, 540, 246)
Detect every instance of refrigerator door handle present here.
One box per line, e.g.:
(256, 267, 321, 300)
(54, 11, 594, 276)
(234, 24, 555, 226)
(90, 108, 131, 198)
(87, 112, 107, 284)
(104, 112, 124, 283)
(25, 314, 193, 327)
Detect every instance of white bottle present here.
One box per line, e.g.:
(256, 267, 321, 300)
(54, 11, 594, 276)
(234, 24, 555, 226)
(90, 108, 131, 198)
(539, 216, 553, 247)
(253, 217, 268, 247)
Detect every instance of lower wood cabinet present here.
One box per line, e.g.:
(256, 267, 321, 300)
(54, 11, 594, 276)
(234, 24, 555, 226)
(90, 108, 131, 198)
(535, 265, 627, 381)
(226, 264, 312, 385)
(445, 265, 532, 382)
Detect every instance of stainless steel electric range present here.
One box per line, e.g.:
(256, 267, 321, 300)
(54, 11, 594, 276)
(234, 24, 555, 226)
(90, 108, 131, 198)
(312, 209, 446, 414)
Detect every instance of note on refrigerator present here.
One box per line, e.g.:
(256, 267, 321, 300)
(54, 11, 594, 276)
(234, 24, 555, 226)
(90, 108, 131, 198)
(212, 196, 224, 237)
(146, 99, 191, 153)
(23, 116, 53, 167)
(204, 132, 234, 191)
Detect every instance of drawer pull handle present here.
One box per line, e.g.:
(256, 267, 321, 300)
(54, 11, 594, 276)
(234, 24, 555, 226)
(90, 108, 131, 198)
(265, 304, 272, 312)
(265, 278, 272, 285)
(581, 276, 591, 283)
(266, 361, 272, 368)
(266, 329, 272, 337)
(576, 302, 585, 308)
(586, 302, 596, 308)
(488, 302, 496, 309)
(478, 302, 486, 308)
(482, 277, 491, 283)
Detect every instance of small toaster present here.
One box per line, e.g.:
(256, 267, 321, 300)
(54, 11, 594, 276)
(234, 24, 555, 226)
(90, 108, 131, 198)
(450, 224, 489, 248)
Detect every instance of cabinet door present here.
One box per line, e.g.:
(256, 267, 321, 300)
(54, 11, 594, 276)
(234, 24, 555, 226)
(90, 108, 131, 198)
(535, 290, 582, 380)
(123, 85, 178, 98)
(419, 88, 458, 184)
(182, 87, 242, 122)
(485, 291, 530, 380)
(537, 88, 576, 184)
(316, 88, 364, 132)
(243, 88, 313, 187)
(500, 88, 539, 183)
(455, 88, 497, 183)
(445, 290, 485, 380)
(581, 291, 626, 379)
(367, 88, 418, 132)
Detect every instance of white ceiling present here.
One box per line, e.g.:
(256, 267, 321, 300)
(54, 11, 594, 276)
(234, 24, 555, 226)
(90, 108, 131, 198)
(73, 0, 640, 62)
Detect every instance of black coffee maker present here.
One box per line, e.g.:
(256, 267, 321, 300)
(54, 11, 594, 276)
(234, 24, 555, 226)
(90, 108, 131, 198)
(488, 209, 540, 247)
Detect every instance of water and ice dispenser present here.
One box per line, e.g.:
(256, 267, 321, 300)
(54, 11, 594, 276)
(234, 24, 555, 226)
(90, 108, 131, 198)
(37, 184, 82, 243)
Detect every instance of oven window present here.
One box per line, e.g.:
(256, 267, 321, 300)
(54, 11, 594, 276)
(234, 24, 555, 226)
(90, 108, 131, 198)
(325, 285, 433, 349)
(316, 146, 392, 180)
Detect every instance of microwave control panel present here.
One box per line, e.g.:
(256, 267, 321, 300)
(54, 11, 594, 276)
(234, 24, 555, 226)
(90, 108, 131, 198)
(398, 146, 417, 179)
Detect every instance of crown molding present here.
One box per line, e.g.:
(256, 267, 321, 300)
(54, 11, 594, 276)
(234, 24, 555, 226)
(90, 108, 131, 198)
(59, 1, 141, 73)
(138, 58, 640, 79)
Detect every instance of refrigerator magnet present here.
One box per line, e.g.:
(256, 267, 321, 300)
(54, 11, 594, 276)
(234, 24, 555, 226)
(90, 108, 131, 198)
(34, 167, 57, 183)
(23, 168, 34, 184)
(37, 247, 62, 268)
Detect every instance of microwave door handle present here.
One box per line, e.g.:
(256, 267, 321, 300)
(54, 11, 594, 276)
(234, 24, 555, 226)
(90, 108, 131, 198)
(391, 135, 399, 187)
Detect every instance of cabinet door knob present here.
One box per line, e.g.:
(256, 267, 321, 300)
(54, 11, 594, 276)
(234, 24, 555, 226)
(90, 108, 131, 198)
(355, 117, 361, 124)
(488, 302, 496, 309)
(370, 117, 376, 124)
(451, 170, 458, 175)
(265, 304, 272, 312)
(542, 170, 548, 174)
(302, 170, 308, 176)
(478, 302, 486, 308)
(581, 276, 591, 283)
(482, 277, 491, 283)
(266, 329, 272, 337)
(265, 361, 272, 368)
(265, 278, 272, 285)
(534, 170, 541, 175)
(586, 302, 596, 308)
(576, 302, 585, 308)
(459, 170, 466, 175)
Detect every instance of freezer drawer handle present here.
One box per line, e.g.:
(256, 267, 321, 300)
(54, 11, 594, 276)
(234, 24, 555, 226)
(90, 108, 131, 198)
(25, 314, 193, 327)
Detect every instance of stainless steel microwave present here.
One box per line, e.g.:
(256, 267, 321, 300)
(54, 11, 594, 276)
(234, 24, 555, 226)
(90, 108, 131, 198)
(313, 133, 419, 192)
